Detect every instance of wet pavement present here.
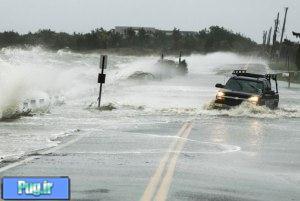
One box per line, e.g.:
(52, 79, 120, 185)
(1, 115, 299, 201)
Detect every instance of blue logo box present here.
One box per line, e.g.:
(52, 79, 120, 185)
(1, 177, 70, 200)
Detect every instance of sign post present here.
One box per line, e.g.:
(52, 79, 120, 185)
(98, 55, 107, 109)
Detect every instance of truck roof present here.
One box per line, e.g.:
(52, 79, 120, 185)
(231, 69, 279, 93)
(232, 70, 278, 82)
(232, 75, 266, 83)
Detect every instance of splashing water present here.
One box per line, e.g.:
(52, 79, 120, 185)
(1, 47, 299, 117)
(0, 46, 299, 162)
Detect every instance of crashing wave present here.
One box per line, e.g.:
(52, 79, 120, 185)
(0, 96, 51, 121)
(128, 71, 156, 80)
(0, 108, 32, 121)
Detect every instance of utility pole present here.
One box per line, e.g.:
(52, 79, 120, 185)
(287, 54, 290, 88)
(280, 7, 289, 44)
(263, 31, 267, 46)
(292, 31, 300, 38)
(273, 12, 280, 46)
(271, 12, 280, 59)
(266, 27, 272, 56)
(267, 27, 272, 46)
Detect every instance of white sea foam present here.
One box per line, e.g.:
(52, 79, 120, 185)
(0, 46, 299, 163)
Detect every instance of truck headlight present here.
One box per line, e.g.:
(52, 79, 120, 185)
(248, 96, 259, 103)
(216, 91, 225, 99)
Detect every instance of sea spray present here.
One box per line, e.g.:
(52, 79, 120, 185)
(0, 47, 299, 166)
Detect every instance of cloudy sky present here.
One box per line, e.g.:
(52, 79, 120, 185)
(0, 0, 299, 43)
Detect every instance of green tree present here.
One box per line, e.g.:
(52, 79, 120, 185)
(171, 28, 182, 50)
(125, 28, 136, 47)
(107, 31, 122, 48)
(0, 27, 259, 54)
(137, 28, 149, 47)
(152, 30, 168, 49)
(0, 31, 23, 47)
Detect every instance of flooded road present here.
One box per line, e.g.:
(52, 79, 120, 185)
(0, 47, 299, 200)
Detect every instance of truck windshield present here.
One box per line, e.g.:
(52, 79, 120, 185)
(225, 78, 264, 94)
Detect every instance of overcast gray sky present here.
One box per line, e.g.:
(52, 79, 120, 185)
(0, 0, 299, 43)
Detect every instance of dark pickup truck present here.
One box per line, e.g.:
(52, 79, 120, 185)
(214, 70, 279, 109)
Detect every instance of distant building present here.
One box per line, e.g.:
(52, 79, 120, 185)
(161, 30, 198, 36)
(114, 26, 157, 35)
(114, 26, 198, 37)
(161, 30, 173, 36)
(180, 31, 198, 36)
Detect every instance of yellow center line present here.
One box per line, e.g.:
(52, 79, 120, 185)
(140, 122, 193, 201)
(140, 123, 189, 201)
(154, 123, 193, 201)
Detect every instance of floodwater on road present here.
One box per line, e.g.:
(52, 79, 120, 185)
(0, 47, 299, 200)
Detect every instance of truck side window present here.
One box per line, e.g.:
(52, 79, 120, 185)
(225, 78, 242, 91)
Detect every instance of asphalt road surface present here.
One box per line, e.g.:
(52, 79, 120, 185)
(1, 113, 299, 201)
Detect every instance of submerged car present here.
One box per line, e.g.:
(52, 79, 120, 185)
(214, 70, 279, 109)
(156, 53, 188, 75)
